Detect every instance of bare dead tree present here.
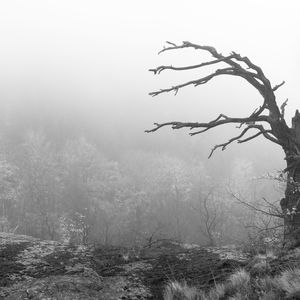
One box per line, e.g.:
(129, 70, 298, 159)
(191, 190, 222, 246)
(147, 41, 300, 247)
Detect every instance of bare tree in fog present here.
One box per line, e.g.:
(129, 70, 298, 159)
(148, 41, 300, 248)
(191, 189, 223, 247)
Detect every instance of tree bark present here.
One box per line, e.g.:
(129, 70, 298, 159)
(281, 110, 300, 247)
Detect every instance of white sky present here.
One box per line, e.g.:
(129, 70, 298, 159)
(0, 0, 299, 143)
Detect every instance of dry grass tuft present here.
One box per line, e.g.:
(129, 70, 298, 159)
(206, 283, 226, 299)
(163, 266, 300, 299)
(163, 281, 200, 300)
(277, 268, 300, 298)
(258, 276, 282, 300)
(163, 269, 252, 300)
(229, 269, 250, 288)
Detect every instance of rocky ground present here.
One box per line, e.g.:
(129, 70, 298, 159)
(1, 233, 296, 300)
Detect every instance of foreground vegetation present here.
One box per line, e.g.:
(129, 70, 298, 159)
(164, 248, 300, 300)
(164, 267, 300, 299)
(1, 232, 299, 299)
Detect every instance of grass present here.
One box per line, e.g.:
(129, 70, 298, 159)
(163, 265, 300, 300)
(277, 268, 300, 298)
(163, 281, 200, 300)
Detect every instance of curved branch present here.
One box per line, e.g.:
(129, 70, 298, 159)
(208, 126, 260, 158)
(157, 41, 266, 79)
(149, 67, 264, 97)
(273, 81, 285, 92)
(149, 55, 234, 74)
(149, 68, 234, 97)
(230, 51, 269, 85)
(231, 193, 283, 219)
(238, 131, 264, 143)
(207, 124, 277, 158)
(151, 42, 270, 101)
(151, 41, 281, 113)
(241, 124, 282, 145)
(259, 128, 282, 145)
(146, 114, 270, 134)
(146, 117, 281, 157)
(157, 41, 220, 56)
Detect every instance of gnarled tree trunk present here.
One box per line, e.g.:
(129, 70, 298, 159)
(281, 111, 300, 247)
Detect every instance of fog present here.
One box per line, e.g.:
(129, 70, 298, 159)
(0, 1, 298, 245)
(1, 1, 298, 144)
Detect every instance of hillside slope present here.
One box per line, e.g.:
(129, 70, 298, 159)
(0, 233, 273, 300)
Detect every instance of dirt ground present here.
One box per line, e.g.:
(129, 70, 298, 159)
(0, 233, 253, 299)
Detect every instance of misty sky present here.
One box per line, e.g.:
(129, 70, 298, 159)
(0, 0, 299, 170)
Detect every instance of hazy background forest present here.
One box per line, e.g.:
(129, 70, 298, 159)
(0, 0, 298, 248)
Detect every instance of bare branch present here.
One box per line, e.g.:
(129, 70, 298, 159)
(208, 126, 256, 158)
(150, 41, 282, 106)
(231, 193, 283, 218)
(261, 197, 283, 216)
(245, 223, 284, 234)
(230, 51, 268, 82)
(157, 41, 220, 56)
(145, 115, 278, 157)
(280, 98, 288, 118)
(149, 66, 264, 98)
(238, 131, 264, 143)
(149, 67, 235, 97)
(149, 55, 234, 75)
(156, 42, 267, 79)
(146, 115, 269, 134)
(146, 114, 280, 158)
(260, 129, 282, 145)
(248, 106, 263, 119)
(146, 117, 280, 157)
(273, 80, 285, 92)
(207, 124, 278, 157)
(150, 41, 277, 108)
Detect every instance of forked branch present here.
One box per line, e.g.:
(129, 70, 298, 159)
(146, 114, 269, 133)
(231, 193, 283, 219)
(208, 125, 275, 158)
(149, 55, 234, 75)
